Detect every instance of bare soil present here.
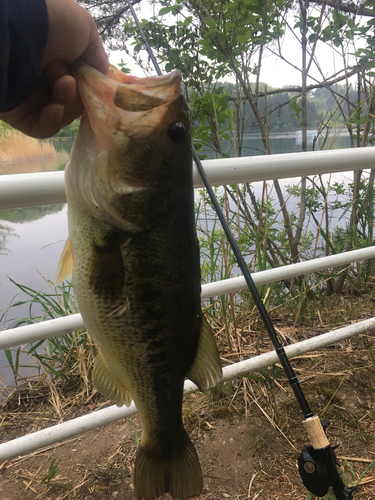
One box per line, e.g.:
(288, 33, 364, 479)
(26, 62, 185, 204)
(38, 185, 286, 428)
(1, 295, 375, 500)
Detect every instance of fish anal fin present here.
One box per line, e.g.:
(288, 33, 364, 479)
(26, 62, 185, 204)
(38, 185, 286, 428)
(187, 314, 222, 392)
(55, 237, 73, 285)
(92, 351, 132, 407)
(134, 431, 203, 500)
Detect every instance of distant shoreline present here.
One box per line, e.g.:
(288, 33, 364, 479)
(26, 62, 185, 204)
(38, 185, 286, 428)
(0, 129, 62, 167)
(0, 153, 57, 165)
(0, 151, 69, 175)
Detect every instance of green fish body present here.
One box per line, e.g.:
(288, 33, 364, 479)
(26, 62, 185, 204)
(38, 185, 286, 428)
(56, 64, 222, 500)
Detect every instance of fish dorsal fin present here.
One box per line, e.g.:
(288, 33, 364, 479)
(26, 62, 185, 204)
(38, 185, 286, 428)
(187, 314, 222, 392)
(92, 350, 132, 407)
(55, 237, 73, 285)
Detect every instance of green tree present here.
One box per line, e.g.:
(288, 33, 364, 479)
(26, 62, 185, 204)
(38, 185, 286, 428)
(78, 0, 375, 292)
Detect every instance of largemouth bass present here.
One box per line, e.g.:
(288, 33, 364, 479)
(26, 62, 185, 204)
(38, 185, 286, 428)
(56, 64, 222, 500)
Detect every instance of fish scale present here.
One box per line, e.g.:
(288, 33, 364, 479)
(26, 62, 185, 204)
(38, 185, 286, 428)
(56, 63, 222, 500)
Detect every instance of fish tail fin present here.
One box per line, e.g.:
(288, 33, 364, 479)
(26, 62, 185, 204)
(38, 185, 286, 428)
(134, 431, 203, 500)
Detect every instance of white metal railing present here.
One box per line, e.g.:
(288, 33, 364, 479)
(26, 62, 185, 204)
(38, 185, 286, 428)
(1, 147, 375, 463)
(1, 147, 375, 209)
(1, 246, 375, 350)
(1, 317, 375, 461)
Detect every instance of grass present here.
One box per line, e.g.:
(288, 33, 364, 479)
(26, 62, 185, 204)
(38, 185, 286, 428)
(1, 277, 96, 396)
(0, 129, 56, 163)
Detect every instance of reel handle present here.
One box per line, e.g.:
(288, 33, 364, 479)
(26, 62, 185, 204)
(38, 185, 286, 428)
(299, 416, 356, 500)
(303, 415, 330, 449)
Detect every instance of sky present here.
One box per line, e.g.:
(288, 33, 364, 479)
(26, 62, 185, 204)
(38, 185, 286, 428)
(107, 2, 360, 90)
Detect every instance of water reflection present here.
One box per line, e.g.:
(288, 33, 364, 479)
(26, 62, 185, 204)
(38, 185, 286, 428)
(0, 138, 73, 391)
(201, 129, 352, 159)
(0, 206, 68, 321)
(0, 204, 64, 225)
(0, 222, 18, 256)
(0, 205, 68, 387)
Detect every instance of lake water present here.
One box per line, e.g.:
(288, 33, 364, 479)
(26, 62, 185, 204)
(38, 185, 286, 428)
(0, 130, 355, 389)
(201, 128, 352, 158)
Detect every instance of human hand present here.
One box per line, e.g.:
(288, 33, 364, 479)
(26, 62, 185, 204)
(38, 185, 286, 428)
(0, 0, 108, 138)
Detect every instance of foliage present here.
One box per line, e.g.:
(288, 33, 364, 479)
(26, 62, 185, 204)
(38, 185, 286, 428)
(55, 118, 80, 138)
(41, 458, 58, 485)
(100, 0, 375, 293)
(0, 129, 56, 162)
(2, 278, 96, 391)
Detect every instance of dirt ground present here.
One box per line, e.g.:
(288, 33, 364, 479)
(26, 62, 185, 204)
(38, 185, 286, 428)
(1, 296, 375, 500)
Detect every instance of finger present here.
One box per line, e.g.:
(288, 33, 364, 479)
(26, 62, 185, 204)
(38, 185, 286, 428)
(53, 75, 77, 105)
(14, 76, 82, 137)
(8, 103, 64, 138)
(33, 103, 65, 138)
(61, 98, 83, 128)
(46, 60, 72, 85)
(53, 75, 83, 127)
(80, 24, 109, 75)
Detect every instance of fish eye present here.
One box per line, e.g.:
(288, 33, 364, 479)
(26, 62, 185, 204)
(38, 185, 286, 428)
(167, 122, 186, 143)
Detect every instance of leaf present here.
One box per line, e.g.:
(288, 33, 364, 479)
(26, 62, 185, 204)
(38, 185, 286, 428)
(204, 18, 217, 29)
(236, 34, 250, 43)
(243, 374, 265, 382)
(158, 7, 171, 15)
(41, 458, 58, 485)
(333, 36, 343, 48)
(289, 96, 302, 122)
(311, 212, 336, 255)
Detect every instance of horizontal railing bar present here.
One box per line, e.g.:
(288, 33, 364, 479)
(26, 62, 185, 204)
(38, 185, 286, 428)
(1, 171, 66, 209)
(0, 314, 85, 350)
(192, 147, 375, 189)
(1, 316, 374, 462)
(1, 147, 375, 209)
(1, 246, 374, 350)
(201, 246, 375, 298)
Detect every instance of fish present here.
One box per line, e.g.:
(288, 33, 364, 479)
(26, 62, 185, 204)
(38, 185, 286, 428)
(55, 63, 222, 500)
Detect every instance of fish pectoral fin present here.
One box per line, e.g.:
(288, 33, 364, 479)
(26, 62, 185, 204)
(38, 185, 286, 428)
(187, 313, 222, 392)
(54, 237, 73, 285)
(92, 351, 132, 407)
(89, 231, 124, 301)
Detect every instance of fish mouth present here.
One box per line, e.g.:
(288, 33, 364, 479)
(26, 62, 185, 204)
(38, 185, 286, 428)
(70, 63, 189, 232)
(73, 63, 183, 142)
(111, 65, 182, 112)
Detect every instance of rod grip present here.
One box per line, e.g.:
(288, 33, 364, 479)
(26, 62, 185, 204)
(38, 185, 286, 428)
(303, 415, 330, 450)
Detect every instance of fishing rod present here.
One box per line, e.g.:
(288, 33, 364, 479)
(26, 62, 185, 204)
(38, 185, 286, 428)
(125, 1, 356, 498)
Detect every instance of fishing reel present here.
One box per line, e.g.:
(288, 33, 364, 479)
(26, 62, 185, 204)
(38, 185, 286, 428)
(298, 419, 357, 500)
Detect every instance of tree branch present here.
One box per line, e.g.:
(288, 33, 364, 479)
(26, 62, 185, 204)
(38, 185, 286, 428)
(309, 0, 374, 17)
